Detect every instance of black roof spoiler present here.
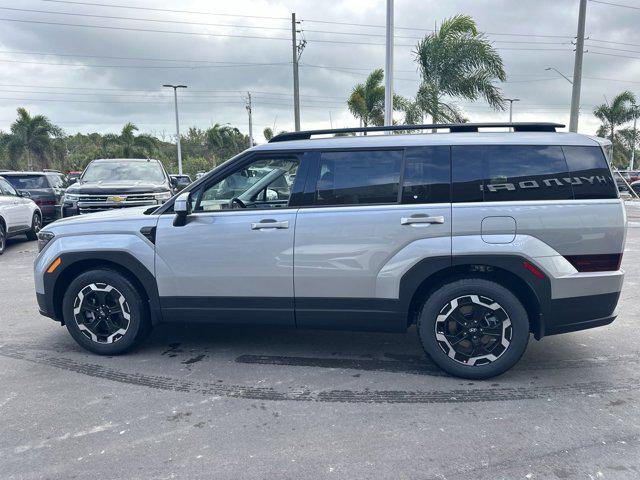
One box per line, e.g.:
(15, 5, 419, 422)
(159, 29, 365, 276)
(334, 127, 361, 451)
(269, 122, 566, 143)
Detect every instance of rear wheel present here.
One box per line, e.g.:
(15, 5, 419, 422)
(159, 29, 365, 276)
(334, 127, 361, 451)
(26, 212, 41, 241)
(417, 278, 530, 379)
(62, 269, 151, 355)
(0, 223, 5, 255)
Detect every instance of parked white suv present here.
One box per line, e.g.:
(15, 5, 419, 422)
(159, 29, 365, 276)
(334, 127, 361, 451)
(33, 123, 626, 379)
(0, 175, 42, 254)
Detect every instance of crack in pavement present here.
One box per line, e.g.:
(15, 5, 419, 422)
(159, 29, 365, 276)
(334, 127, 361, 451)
(1, 345, 638, 404)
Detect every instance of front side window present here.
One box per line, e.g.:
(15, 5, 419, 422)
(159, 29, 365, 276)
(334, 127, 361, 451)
(82, 160, 166, 184)
(0, 177, 18, 196)
(196, 157, 299, 211)
(402, 146, 451, 203)
(315, 150, 402, 206)
(452, 145, 573, 202)
(46, 173, 66, 188)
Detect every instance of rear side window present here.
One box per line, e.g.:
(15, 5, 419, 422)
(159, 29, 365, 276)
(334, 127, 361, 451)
(4, 175, 49, 190)
(315, 150, 402, 205)
(46, 173, 66, 188)
(402, 146, 451, 203)
(452, 145, 573, 202)
(562, 146, 618, 199)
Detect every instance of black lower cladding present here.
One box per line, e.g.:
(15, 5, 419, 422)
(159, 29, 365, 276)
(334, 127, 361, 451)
(159, 297, 403, 331)
(543, 291, 619, 336)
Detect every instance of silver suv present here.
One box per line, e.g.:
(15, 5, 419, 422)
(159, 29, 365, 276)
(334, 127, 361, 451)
(34, 123, 626, 379)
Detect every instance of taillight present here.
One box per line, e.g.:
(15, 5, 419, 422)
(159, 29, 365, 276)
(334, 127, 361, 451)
(564, 254, 622, 272)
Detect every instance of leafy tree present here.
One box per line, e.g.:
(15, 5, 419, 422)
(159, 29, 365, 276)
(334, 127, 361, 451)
(263, 127, 288, 141)
(102, 122, 158, 158)
(414, 15, 506, 123)
(594, 91, 636, 162)
(348, 69, 385, 128)
(5, 107, 63, 170)
(206, 123, 248, 159)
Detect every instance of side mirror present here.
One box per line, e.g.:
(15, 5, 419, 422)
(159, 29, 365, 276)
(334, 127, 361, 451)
(170, 177, 179, 187)
(68, 178, 78, 185)
(19, 190, 31, 198)
(173, 191, 192, 227)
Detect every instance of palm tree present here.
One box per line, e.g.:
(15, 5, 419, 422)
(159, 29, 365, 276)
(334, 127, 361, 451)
(263, 127, 288, 141)
(348, 69, 385, 128)
(206, 123, 248, 160)
(594, 91, 636, 161)
(6, 107, 63, 170)
(102, 122, 158, 158)
(414, 15, 506, 123)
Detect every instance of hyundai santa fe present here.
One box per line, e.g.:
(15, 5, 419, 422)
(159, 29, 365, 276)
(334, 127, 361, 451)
(33, 123, 626, 379)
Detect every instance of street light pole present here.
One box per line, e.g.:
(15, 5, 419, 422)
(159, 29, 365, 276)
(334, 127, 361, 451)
(384, 0, 394, 128)
(163, 84, 187, 175)
(545, 66, 573, 85)
(505, 98, 520, 124)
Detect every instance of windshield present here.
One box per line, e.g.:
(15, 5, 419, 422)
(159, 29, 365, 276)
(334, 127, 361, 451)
(4, 175, 49, 189)
(82, 160, 166, 183)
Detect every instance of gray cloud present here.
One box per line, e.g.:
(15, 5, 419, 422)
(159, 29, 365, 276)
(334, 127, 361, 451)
(0, 0, 638, 142)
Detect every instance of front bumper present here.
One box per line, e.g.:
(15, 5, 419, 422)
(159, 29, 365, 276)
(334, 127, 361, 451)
(36, 292, 60, 323)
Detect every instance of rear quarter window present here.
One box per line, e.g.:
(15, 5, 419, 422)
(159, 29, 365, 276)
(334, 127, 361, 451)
(452, 145, 573, 202)
(562, 146, 618, 199)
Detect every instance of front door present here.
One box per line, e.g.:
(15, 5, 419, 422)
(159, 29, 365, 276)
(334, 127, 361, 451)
(0, 177, 30, 230)
(154, 154, 302, 326)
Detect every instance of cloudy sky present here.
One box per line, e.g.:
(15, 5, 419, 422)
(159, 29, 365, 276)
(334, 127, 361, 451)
(0, 0, 639, 143)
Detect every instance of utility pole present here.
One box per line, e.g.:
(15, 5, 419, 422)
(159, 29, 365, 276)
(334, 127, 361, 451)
(245, 92, 253, 148)
(505, 98, 520, 124)
(569, 0, 587, 132)
(163, 84, 187, 175)
(384, 0, 394, 128)
(631, 105, 638, 170)
(291, 13, 305, 132)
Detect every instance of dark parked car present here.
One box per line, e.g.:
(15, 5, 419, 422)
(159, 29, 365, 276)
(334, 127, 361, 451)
(62, 158, 175, 217)
(2, 171, 67, 223)
(170, 174, 192, 192)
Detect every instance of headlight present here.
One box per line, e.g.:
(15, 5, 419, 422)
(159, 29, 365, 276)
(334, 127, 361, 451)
(37, 231, 55, 252)
(64, 193, 79, 202)
(155, 192, 172, 203)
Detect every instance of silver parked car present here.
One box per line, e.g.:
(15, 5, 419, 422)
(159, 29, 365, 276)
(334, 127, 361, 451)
(33, 123, 626, 379)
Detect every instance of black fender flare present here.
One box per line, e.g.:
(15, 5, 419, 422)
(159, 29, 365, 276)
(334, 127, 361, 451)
(44, 251, 162, 326)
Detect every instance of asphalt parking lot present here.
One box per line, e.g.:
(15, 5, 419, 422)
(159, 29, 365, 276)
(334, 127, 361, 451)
(1, 206, 640, 480)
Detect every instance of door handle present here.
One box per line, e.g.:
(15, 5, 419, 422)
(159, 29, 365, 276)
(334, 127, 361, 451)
(401, 215, 445, 225)
(251, 219, 289, 230)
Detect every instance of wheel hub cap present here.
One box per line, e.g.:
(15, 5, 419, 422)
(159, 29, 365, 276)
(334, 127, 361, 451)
(73, 283, 130, 344)
(434, 294, 512, 366)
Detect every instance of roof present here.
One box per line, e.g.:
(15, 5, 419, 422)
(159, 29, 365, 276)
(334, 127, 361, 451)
(1, 171, 55, 176)
(90, 158, 160, 162)
(252, 131, 607, 152)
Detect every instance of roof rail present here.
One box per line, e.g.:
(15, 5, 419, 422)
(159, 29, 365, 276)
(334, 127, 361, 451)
(269, 122, 566, 143)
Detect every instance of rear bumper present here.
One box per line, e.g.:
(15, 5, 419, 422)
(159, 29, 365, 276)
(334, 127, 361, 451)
(541, 291, 620, 337)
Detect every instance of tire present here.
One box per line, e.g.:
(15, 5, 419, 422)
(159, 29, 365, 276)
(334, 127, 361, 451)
(0, 223, 5, 255)
(417, 278, 530, 379)
(25, 212, 42, 241)
(62, 268, 151, 355)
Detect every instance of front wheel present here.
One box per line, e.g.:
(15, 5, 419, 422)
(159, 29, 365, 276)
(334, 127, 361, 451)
(417, 278, 530, 379)
(62, 269, 151, 355)
(25, 212, 42, 241)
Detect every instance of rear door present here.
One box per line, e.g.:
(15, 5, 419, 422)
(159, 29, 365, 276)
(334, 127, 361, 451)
(293, 146, 452, 331)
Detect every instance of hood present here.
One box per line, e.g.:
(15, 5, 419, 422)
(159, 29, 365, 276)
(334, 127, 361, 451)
(46, 206, 156, 230)
(67, 180, 169, 195)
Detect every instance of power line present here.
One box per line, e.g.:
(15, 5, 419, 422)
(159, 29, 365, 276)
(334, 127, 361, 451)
(589, 0, 640, 11)
(39, 0, 290, 20)
(0, 6, 291, 31)
(0, 57, 288, 69)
